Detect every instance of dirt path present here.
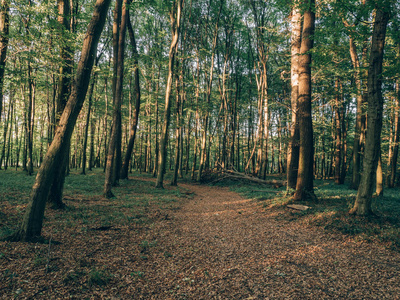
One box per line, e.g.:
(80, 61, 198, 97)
(135, 182, 400, 299)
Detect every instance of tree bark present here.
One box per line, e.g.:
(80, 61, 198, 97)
(8, 0, 111, 241)
(293, 0, 316, 201)
(120, 11, 141, 180)
(81, 73, 97, 175)
(104, 0, 128, 197)
(387, 79, 400, 188)
(350, 7, 389, 216)
(47, 0, 73, 209)
(155, 0, 184, 188)
(287, 7, 301, 190)
(0, 0, 10, 120)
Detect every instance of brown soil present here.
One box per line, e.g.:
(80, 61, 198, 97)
(1, 180, 400, 299)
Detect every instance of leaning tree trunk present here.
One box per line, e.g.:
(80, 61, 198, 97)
(350, 7, 389, 216)
(120, 11, 141, 180)
(293, 0, 316, 201)
(104, 0, 128, 197)
(8, 0, 111, 242)
(155, 0, 183, 188)
(0, 0, 10, 120)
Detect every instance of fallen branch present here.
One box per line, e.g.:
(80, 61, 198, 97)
(207, 166, 286, 188)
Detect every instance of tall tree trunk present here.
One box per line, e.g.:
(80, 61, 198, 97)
(294, 0, 316, 201)
(120, 12, 141, 180)
(155, 0, 184, 188)
(171, 61, 181, 186)
(81, 73, 97, 175)
(334, 79, 342, 184)
(197, 1, 222, 182)
(104, 0, 128, 197)
(8, 0, 111, 241)
(350, 7, 389, 216)
(0, 0, 10, 120)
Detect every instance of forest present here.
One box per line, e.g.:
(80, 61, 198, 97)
(1, 0, 400, 298)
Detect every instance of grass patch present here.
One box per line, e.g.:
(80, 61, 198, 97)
(88, 268, 112, 286)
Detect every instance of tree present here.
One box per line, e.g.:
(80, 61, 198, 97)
(350, 5, 390, 216)
(104, 0, 128, 197)
(8, 0, 111, 241)
(0, 0, 10, 120)
(47, 0, 74, 209)
(120, 8, 141, 180)
(293, 0, 316, 201)
(287, 6, 301, 191)
(155, 0, 184, 188)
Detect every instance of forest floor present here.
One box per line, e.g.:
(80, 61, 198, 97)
(1, 169, 400, 299)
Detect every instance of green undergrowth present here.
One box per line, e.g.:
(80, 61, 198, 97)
(226, 179, 400, 251)
(0, 168, 188, 240)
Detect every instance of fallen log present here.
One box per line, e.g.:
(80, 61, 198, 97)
(213, 168, 286, 188)
(287, 204, 311, 211)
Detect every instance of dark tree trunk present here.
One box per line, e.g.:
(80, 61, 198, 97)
(0, 0, 10, 120)
(388, 79, 400, 188)
(104, 0, 128, 197)
(350, 7, 389, 216)
(120, 11, 141, 180)
(81, 73, 97, 175)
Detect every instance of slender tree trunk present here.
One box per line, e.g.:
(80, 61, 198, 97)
(120, 12, 141, 180)
(0, 0, 10, 120)
(388, 79, 400, 188)
(197, 1, 221, 182)
(171, 62, 181, 186)
(81, 73, 97, 174)
(8, 0, 111, 241)
(156, 0, 184, 188)
(334, 79, 342, 184)
(104, 0, 128, 197)
(294, 0, 316, 201)
(350, 7, 389, 216)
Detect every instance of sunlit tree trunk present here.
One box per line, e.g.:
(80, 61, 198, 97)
(350, 7, 389, 216)
(294, 0, 316, 201)
(8, 0, 111, 241)
(287, 7, 301, 190)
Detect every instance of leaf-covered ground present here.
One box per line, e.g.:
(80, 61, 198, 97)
(1, 170, 400, 299)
